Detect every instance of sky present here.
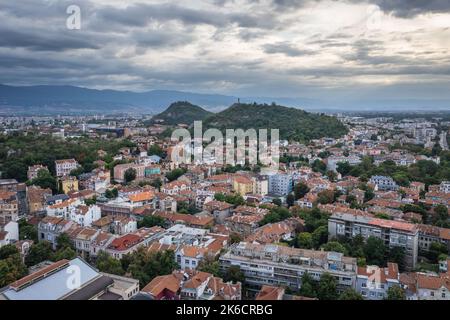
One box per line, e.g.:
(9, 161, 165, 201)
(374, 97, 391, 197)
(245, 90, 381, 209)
(0, 0, 449, 106)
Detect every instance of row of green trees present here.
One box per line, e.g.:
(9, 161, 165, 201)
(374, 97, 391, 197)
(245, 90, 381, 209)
(0, 132, 136, 182)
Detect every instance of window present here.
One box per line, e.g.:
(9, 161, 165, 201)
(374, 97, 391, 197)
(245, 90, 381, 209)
(442, 293, 446, 298)
(431, 292, 434, 297)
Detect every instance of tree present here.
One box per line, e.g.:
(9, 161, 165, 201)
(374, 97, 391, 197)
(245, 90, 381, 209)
(105, 188, 118, 199)
(363, 237, 386, 266)
(339, 288, 364, 300)
(223, 266, 245, 284)
(230, 233, 243, 244)
(96, 251, 125, 276)
(0, 251, 28, 287)
(259, 207, 292, 226)
(388, 247, 405, 271)
(337, 162, 352, 176)
(56, 233, 74, 251)
(197, 256, 221, 277)
(294, 182, 310, 200)
(25, 241, 54, 267)
(317, 190, 335, 205)
(138, 215, 166, 228)
(364, 188, 375, 202)
(165, 168, 186, 182)
(19, 220, 38, 242)
(148, 144, 165, 157)
(296, 233, 313, 249)
(54, 247, 77, 261)
(286, 194, 295, 207)
(127, 248, 179, 288)
(299, 272, 317, 298)
(312, 226, 328, 248)
(317, 273, 338, 300)
(428, 242, 448, 263)
(312, 159, 327, 174)
(386, 285, 406, 300)
(0, 245, 20, 260)
(150, 178, 162, 191)
(28, 169, 57, 192)
(272, 198, 282, 206)
(124, 168, 137, 184)
(434, 205, 449, 224)
(321, 241, 348, 255)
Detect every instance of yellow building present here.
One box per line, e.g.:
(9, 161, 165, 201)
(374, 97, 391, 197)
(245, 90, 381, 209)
(59, 176, 79, 194)
(233, 176, 253, 196)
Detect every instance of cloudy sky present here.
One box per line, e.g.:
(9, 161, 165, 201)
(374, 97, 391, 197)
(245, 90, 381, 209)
(0, 0, 449, 105)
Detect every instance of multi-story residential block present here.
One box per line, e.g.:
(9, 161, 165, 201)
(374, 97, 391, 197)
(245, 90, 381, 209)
(27, 165, 49, 181)
(233, 176, 254, 196)
(268, 174, 293, 196)
(113, 163, 146, 183)
(369, 175, 399, 191)
(440, 181, 450, 194)
(356, 263, 400, 300)
(326, 156, 362, 172)
(252, 176, 269, 196)
(417, 224, 450, 253)
(220, 242, 358, 293)
(55, 159, 79, 177)
(328, 212, 419, 270)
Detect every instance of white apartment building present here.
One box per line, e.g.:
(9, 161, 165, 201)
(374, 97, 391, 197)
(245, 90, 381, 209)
(328, 212, 419, 270)
(69, 205, 101, 227)
(55, 159, 79, 177)
(220, 242, 358, 293)
(268, 174, 293, 196)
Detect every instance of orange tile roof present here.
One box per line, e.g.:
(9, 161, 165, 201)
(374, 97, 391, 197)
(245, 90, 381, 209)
(128, 191, 155, 202)
(256, 285, 284, 300)
(141, 273, 183, 297)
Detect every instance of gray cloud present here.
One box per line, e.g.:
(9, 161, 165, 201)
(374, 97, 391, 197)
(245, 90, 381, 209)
(370, 0, 450, 17)
(0, 0, 448, 103)
(263, 42, 316, 57)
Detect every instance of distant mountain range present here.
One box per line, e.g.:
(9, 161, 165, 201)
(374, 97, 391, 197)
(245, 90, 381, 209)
(0, 84, 449, 115)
